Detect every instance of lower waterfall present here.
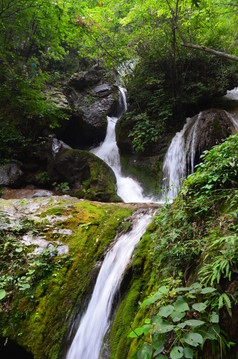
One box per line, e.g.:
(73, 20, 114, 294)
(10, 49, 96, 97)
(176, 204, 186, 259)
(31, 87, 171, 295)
(66, 212, 152, 359)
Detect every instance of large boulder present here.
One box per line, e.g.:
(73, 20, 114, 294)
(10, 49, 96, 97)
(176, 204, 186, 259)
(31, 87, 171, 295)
(48, 148, 121, 202)
(0, 162, 23, 187)
(59, 66, 120, 149)
(184, 108, 238, 171)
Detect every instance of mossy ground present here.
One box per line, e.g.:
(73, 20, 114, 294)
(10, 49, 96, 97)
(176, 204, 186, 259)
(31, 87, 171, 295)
(0, 197, 133, 359)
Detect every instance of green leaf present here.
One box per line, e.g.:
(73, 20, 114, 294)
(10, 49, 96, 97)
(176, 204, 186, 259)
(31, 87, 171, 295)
(170, 346, 184, 359)
(154, 321, 174, 334)
(183, 319, 205, 327)
(201, 287, 216, 294)
(174, 297, 190, 312)
(137, 344, 152, 359)
(15, 247, 23, 253)
(182, 332, 203, 347)
(171, 310, 186, 322)
(153, 334, 165, 351)
(184, 346, 194, 358)
(128, 325, 151, 338)
(0, 289, 7, 300)
(19, 283, 30, 291)
(192, 302, 207, 312)
(159, 305, 174, 318)
(209, 312, 219, 323)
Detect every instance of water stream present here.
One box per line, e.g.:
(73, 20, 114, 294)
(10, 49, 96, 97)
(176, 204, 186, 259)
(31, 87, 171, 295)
(66, 87, 155, 359)
(66, 86, 238, 359)
(162, 110, 238, 200)
(66, 212, 152, 359)
(92, 87, 152, 203)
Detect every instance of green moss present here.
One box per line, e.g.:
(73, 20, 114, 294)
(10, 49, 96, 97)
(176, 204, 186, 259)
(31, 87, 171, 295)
(0, 198, 133, 359)
(109, 225, 156, 359)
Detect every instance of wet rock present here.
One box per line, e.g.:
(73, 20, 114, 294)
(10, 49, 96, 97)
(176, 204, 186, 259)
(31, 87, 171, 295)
(59, 66, 120, 149)
(184, 108, 238, 171)
(68, 70, 101, 90)
(0, 162, 23, 187)
(48, 149, 121, 202)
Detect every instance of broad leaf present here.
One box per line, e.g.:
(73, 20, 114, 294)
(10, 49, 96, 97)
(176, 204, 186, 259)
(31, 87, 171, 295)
(137, 344, 152, 359)
(209, 312, 219, 323)
(174, 297, 190, 312)
(154, 321, 174, 334)
(201, 287, 216, 294)
(182, 332, 203, 347)
(170, 346, 184, 359)
(171, 310, 186, 322)
(159, 305, 174, 318)
(192, 302, 207, 312)
(184, 346, 194, 358)
(182, 319, 205, 327)
(0, 289, 7, 300)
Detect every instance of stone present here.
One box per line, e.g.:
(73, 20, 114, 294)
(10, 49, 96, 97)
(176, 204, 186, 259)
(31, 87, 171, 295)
(0, 162, 23, 187)
(48, 149, 121, 202)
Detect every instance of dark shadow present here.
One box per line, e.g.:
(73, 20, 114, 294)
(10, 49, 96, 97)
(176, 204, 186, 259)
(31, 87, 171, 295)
(0, 337, 34, 359)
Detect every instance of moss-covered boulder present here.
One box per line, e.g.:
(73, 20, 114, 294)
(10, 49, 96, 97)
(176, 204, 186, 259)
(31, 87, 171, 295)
(48, 148, 121, 202)
(0, 196, 134, 359)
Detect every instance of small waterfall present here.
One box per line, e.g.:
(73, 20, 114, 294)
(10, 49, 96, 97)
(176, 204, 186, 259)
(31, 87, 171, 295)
(66, 212, 152, 359)
(162, 110, 238, 200)
(161, 115, 199, 200)
(92, 87, 152, 203)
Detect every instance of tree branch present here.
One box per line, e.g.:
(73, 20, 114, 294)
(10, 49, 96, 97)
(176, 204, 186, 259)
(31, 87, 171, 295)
(165, 0, 238, 63)
(182, 42, 238, 62)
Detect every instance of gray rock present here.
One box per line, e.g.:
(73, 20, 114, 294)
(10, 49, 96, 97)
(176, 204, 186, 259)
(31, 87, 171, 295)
(68, 70, 101, 91)
(0, 163, 23, 186)
(48, 148, 121, 202)
(93, 84, 112, 97)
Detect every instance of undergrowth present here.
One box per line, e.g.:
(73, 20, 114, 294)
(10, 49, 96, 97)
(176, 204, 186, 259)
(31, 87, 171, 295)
(126, 134, 238, 359)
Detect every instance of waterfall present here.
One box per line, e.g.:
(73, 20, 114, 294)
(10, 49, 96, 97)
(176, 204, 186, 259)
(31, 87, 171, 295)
(66, 212, 152, 359)
(162, 110, 238, 200)
(92, 87, 153, 203)
(161, 115, 199, 200)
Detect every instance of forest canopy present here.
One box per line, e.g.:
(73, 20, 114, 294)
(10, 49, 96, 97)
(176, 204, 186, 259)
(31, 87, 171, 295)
(0, 0, 238, 158)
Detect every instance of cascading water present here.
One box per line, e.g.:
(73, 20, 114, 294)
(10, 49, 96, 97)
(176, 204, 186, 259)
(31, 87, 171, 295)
(66, 212, 152, 359)
(92, 87, 152, 203)
(66, 86, 156, 359)
(162, 110, 238, 200)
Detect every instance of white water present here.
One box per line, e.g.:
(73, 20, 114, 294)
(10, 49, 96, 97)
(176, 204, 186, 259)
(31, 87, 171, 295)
(66, 213, 152, 359)
(92, 87, 152, 203)
(162, 115, 199, 200)
(224, 87, 238, 101)
(162, 110, 238, 200)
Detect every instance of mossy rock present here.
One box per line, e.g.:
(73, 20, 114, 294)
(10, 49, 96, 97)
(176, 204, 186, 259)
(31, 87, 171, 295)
(0, 197, 133, 359)
(48, 148, 121, 202)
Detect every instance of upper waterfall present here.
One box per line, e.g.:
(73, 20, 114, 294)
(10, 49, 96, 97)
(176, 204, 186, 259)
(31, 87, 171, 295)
(92, 87, 153, 203)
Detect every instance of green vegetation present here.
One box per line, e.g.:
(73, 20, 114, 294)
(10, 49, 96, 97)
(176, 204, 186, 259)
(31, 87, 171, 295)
(0, 198, 133, 359)
(111, 134, 238, 359)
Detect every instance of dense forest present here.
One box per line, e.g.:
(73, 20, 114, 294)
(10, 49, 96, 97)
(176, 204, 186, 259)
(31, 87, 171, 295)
(0, 1, 238, 359)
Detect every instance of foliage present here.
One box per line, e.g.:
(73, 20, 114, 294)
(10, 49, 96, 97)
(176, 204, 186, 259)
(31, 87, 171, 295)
(129, 283, 234, 359)
(124, 134, 238, 359)
(128, 112, 165, 152)
(0, 199, 133, 359)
